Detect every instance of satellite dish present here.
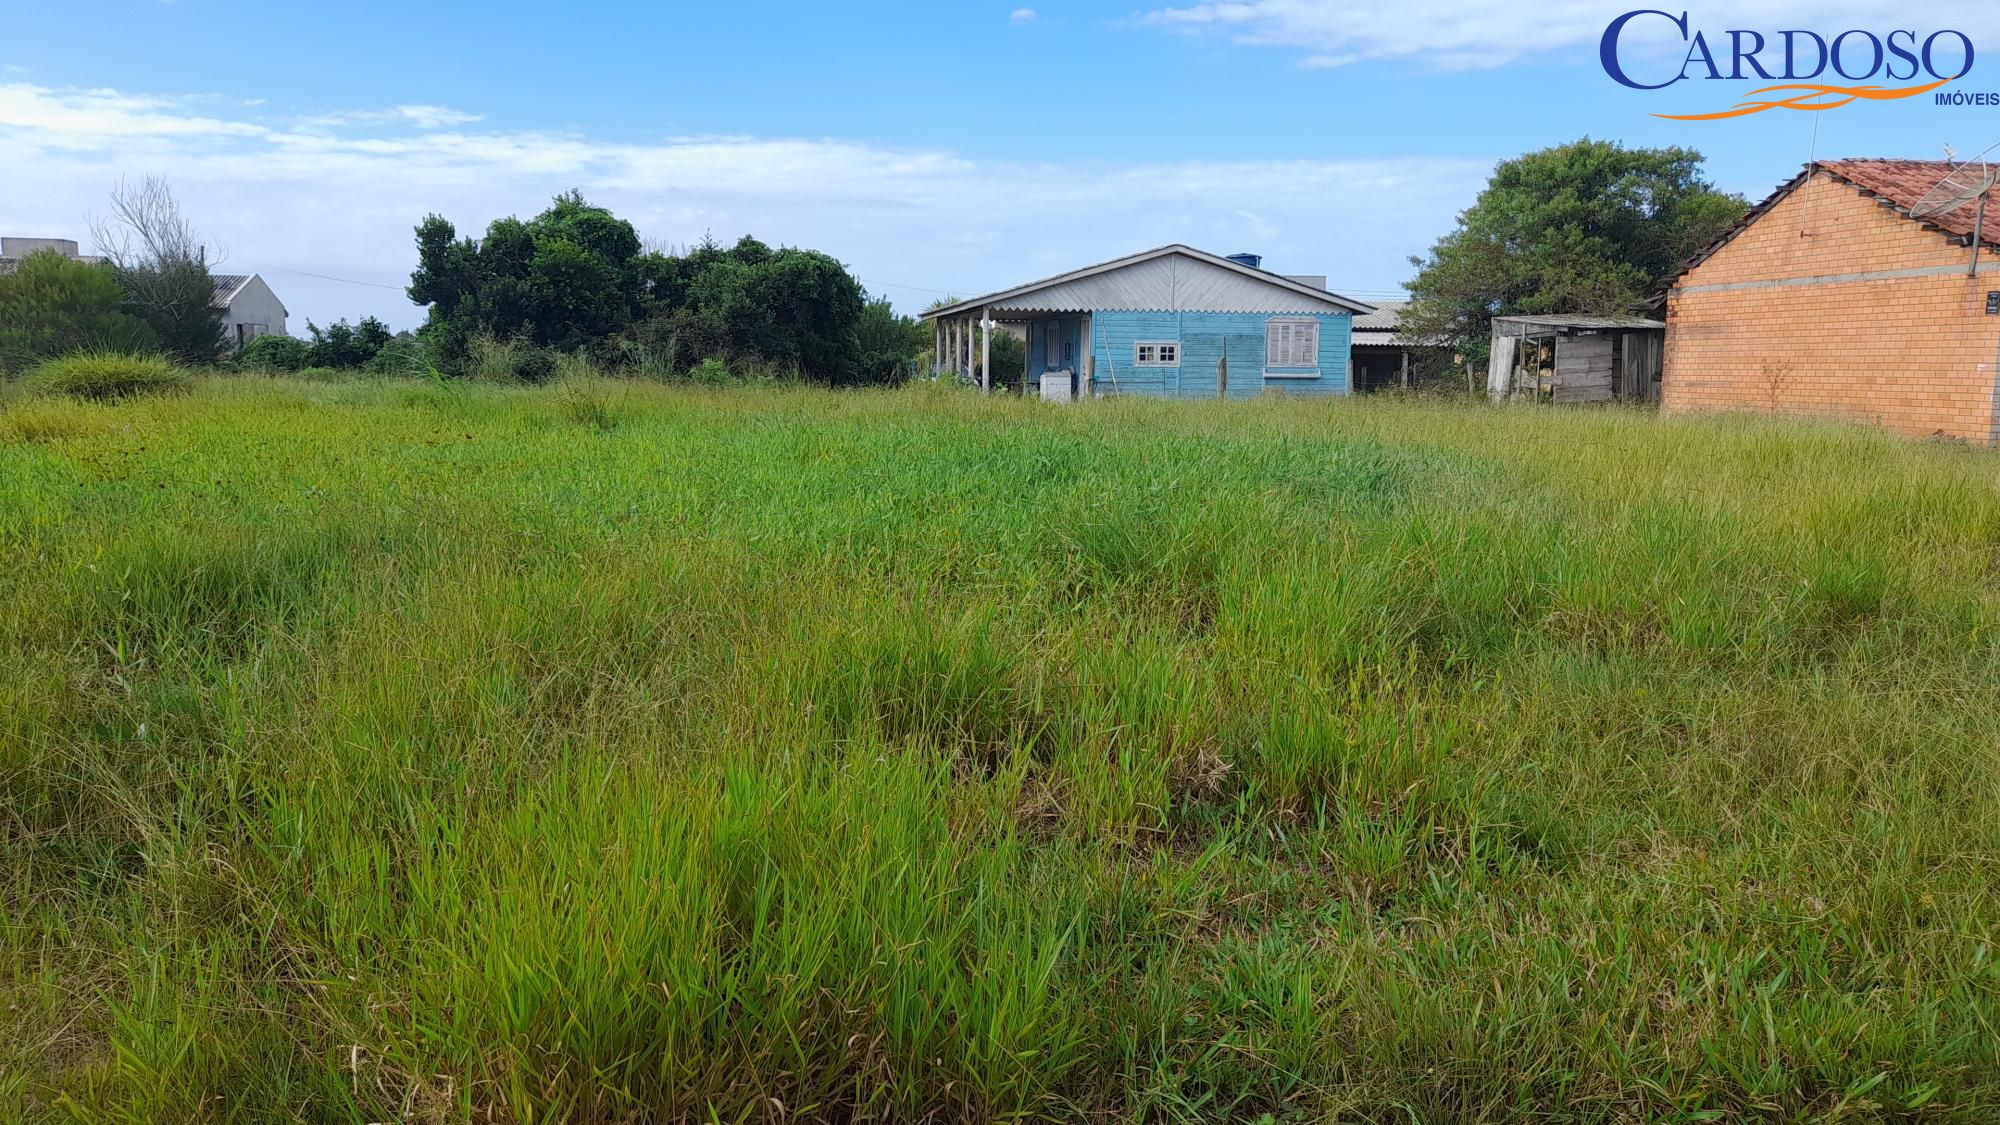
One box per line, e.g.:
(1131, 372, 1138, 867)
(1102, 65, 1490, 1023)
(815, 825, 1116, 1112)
(1910, 148, 2000, 220)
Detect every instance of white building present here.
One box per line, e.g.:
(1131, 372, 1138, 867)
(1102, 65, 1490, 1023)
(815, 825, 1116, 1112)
(209, 274, 289, 348)
(0, 236, 287, 349)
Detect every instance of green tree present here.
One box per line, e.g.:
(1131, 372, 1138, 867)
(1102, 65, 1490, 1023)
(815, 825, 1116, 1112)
(688, 247, 865, 382)
(853, 296, 928, 385)
(624, 235, 870, 383)
(1403, 138, 1746, 359)
(307, 316, 393, 368)
(408, 191, 646, 367)
(0, 250, 156, 374)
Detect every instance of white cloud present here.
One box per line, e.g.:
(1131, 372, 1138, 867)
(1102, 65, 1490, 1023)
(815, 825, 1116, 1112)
(1141, 1, 2000, 70)
(1010, 8, 1037, 23)
(293, 103, 485, 131)
(0, 81, 1465, 329)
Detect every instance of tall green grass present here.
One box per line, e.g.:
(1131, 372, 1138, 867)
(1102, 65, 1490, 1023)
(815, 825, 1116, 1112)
(3, 378, 1998, 1121)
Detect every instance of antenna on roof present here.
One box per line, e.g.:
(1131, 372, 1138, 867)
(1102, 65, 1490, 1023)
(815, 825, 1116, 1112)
(1909, 144, 1999, 220)
(1908, 142, 2000, 277)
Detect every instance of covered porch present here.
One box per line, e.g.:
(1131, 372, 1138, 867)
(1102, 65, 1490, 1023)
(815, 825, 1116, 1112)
(927, 306, 1094, 400)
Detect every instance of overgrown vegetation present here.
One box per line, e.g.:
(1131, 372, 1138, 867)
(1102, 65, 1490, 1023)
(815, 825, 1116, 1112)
(89, 176, 230, 366)
(4, 379, 1997, 1121)
(0, 252, 157, 374)
(410, 193, 927, 383)
(236, 316, 404, 374)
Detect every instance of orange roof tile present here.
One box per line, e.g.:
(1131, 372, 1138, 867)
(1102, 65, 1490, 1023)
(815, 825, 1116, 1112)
(1816, 158, 2000, 247)
(1667, 158, 2000, 289)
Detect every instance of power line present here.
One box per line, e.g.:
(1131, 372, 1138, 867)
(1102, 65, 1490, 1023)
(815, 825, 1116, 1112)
(858, 277, 961, 296)
(211, 256, 1407, 305)
(217, 256, 408, 292)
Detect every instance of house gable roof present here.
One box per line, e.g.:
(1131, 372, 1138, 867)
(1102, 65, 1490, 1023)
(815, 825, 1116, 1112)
(211, 273, 252, 307)
(1669, 159, 2000, 288)
(922, 244, 1376, 319)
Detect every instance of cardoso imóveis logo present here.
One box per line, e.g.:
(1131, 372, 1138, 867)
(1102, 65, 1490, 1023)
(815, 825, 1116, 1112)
(1601, 10, 1976, 119)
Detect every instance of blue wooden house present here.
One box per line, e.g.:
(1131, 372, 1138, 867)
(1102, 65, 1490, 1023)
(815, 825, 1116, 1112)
(921, 245, 1374, 399)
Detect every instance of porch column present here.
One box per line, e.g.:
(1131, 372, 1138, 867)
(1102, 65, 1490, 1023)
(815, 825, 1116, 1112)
(980, 308, 992, 394)
(1022, 320, 1032, 393)
(933, 321, 942, 375)
(1080, 314, 1093, 398)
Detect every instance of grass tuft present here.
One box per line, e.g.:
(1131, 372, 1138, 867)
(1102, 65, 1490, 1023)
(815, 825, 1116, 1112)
(25, 351, 188, 401)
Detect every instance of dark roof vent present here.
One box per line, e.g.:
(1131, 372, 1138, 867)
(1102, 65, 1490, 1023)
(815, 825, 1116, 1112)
(1223, 252, 1262, 269)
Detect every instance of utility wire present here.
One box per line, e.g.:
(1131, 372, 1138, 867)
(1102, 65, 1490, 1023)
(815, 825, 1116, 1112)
(216, 256, 408, 292)
(213, 257, 1408, 304)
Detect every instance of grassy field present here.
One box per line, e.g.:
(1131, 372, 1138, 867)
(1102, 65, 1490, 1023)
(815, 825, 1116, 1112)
(4, 376, 1999, 1122)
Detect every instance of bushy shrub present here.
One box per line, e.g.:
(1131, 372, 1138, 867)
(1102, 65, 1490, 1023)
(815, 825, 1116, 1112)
(366, 333, 430, 376)
(465, 333, 520, 382)
(513, 349, 558, 384)
(118, 261, 229, 366)
(307, 316, 393, 369)
(237, 334, 312, 372)
(0, 250, 157, 375)
(28, 351, 188, 400)
(690, 357, 732, 386)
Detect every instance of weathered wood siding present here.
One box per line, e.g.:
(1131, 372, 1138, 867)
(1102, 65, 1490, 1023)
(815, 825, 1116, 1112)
(1089, 310, 1351, 398)
(1618, 331, 1663, 402)
(1553, 335, 1614, 404)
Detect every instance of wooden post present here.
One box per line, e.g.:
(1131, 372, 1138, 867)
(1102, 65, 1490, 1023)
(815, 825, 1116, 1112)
(962, 316, 972, 380)
(1400, 350, 1410, 390)
(1080, 314, 1092, 398)
(980, 308, 992, 394)
(1217, 349, 1228, 399)
(933, 321, 943, 375)
(1022, 320, 1032, 395)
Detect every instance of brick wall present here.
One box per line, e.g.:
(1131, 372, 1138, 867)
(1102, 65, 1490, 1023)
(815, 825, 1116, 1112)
(1663, 172, 2000, 441)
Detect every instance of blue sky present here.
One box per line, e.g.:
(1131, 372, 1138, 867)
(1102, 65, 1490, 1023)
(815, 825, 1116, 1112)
(7, 1, 2000, 331)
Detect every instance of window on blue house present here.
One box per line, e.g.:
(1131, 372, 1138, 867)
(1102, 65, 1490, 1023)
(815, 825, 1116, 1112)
(1265, 319, 1319, 368)
(1134, 341, 1179, 367)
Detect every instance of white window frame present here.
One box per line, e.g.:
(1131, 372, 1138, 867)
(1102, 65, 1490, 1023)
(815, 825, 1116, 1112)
(1134, 340, 1180, 368)
(1264, 318, 1320, 373)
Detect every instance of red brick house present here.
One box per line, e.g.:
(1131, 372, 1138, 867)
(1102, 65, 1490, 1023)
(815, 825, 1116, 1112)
(1663, 159, 2000, 441)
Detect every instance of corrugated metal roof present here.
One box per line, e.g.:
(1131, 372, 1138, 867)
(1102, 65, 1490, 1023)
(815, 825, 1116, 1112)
(1353, 330, 1411, 347)
(1493, 314, 1664, 331)
(923, 245, 1376, 319)
(211, 274, 251, 305)
(1352, 299, 1407, 331)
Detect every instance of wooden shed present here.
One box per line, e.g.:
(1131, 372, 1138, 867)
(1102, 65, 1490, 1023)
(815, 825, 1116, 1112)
(1487, 315, 1665, 404)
